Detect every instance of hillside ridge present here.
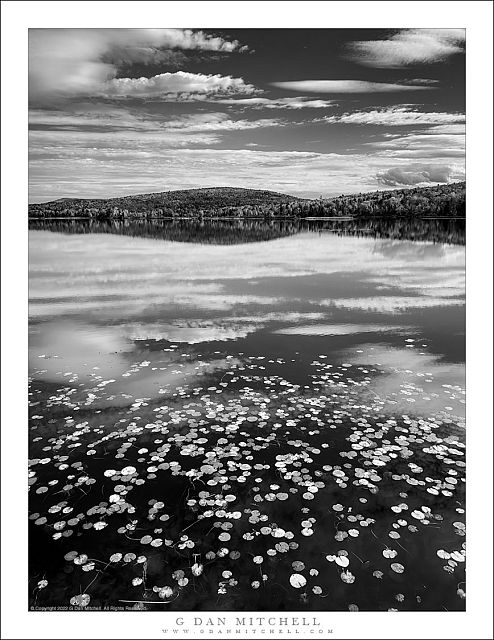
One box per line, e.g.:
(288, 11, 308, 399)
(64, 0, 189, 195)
(29, 182, 465, 219)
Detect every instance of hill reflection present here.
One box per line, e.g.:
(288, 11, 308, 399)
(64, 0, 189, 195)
(29, 216, 465, 245)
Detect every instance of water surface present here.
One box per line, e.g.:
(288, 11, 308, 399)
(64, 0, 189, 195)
(28, 219, 466, 611)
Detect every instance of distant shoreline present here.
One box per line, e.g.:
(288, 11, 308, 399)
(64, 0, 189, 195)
(28, 215, 466, 221)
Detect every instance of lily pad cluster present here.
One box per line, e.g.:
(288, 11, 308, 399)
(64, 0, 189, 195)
(28, 344, 466, 611)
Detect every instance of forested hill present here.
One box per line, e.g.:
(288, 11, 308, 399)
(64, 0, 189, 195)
(29, 187, 302, 218)
(28, 182, 465, 219)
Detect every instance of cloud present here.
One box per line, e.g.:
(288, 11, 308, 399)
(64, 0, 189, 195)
(102, 47, 190, 68)
(28, 138, 465, 201)
(161, 112, 283, 132)
(211, 96, 336, 109)
(421, 124, 466, 135)
(327, 296, 464, 313)
(99, 71, 257, 99)
(29, 128, 223, 152)
(274, 324, 411, 336)
(320, 107, 465, 127)
(29, 108, 282, 136)
(368, 130, 465, 159)
(121, 312, 326, 344)
(29, 105, 167, 131)
(337, 344, 465, 417)
(30, 230, 464, 339)
(270, 80, 433, 93)
(29, 29, 248, 102)
(124, 321, 260, 344)
(376, 163, 465, 187)
(349, 29, 465, 67)
(401, 78, 440, 86)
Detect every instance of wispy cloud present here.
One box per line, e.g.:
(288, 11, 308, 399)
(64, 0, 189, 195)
(367, 130, 465, 159)
(210, 96, 336, 109)
(319, 107, 465, 127)
(274, 324, 411, 336)
(29, 142, 465, 201)
(161, 112, 284, 132)
(328, 296, 464, 313)
(348, 29, 466, 68)
(29, 107, 283, 135)
(270, 80, 433, 93)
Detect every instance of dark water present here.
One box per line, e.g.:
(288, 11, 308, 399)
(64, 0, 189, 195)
(28, 219, 466, 612)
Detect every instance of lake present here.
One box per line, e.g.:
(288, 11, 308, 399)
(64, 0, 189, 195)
(28, 218, 466, 611)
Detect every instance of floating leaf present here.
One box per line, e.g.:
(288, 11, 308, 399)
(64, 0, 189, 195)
(121, 466, 137, 476)
(340, 570, 355, 584)
(391, 563, 404, 574)
(335, 556, 349, 568)
(289, 574, 307, 588)
(70, 594, 90, 607)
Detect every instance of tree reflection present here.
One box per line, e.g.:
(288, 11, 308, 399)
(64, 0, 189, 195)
(29, 217, 465, 245)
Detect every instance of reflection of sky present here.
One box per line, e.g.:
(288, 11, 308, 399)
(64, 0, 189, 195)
(29, 231, 464, 316)
(29, 230, 465, 408)
(274, 323, 411, 336)
(335, 342, 465, 418)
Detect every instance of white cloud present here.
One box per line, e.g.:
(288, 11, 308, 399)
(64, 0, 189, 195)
(422, 124, 466, 135)
(121, 312, 326, 344)
(99, 71, 257, 99)
(368, 130, 465, 159)
(163, 112, 283, 132)
(30, 232, 464, 336)
(270, 80, 432, 93)
(29, 108, 282, 136)
(29, 29, 248, 102)
(327, 296, 464, 313)
(29, 138, 466, 201)
(124, 321, 259, 344)
(349, 29, 466, 68)
(274, 324, 411, 336)
(376, 163, 465, 187)
(29, 106, 166, 131)
(320, 107, 465, 127)
(211, 96, 336, 109)
(338, 344, 465, 417)
(29, 128, 223, 152)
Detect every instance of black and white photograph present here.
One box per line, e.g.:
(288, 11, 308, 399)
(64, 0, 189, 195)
(1, 2, 493, 639)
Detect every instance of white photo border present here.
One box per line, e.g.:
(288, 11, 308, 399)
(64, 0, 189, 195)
(1, 2, 492, 638)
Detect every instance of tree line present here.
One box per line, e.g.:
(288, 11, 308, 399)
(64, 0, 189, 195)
(28, 182, 465, 220)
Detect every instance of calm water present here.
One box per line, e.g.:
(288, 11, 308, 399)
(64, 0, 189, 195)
(28, 219, 466, 611)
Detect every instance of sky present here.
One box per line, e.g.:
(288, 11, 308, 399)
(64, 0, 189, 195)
(28, 28, 465, 202)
